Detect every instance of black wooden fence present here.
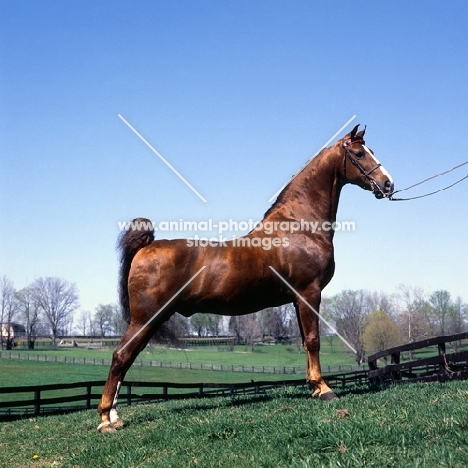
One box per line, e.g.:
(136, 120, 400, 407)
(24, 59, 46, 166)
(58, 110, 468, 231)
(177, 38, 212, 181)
(368, 331, 468, 385)
(3, 332, 468, 421)
(0, 369, 369, 421)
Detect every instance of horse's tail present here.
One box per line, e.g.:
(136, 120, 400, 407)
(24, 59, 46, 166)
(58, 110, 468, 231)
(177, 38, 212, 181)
(117, 217, 155, 323)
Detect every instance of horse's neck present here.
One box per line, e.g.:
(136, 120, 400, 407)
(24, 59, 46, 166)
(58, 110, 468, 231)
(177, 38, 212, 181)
(265, 147, 343, 228)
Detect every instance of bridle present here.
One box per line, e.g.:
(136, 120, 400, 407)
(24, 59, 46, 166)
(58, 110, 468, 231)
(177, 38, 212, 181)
(342, 137, 388, 198)
(342, 133, 468, 202)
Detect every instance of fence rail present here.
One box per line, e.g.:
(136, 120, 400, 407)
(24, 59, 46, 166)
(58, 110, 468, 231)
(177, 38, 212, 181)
(0, 370, 368, 420)
(4, 332, 468, 421)
(368, 331, 468, 385)
(0, 351, 362, 375)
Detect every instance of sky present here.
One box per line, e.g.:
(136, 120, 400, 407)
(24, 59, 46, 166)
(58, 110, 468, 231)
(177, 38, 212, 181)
(1, 0, 467, 315)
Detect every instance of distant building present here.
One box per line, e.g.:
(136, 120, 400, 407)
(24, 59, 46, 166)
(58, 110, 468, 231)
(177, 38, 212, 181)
(0, 322, 26, 339)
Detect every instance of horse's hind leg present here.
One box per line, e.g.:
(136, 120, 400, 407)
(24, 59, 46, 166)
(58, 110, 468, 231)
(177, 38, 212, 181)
(294, 291, 338, 401)
(97, 321, 156, 432)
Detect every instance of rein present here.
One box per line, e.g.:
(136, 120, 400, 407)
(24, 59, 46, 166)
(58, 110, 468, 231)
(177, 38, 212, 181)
(343, 137, 468, 201)
(388, 160, 468, 201)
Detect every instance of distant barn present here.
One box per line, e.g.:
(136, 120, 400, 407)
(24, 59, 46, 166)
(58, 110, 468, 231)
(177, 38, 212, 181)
(1, 322, 26, 339)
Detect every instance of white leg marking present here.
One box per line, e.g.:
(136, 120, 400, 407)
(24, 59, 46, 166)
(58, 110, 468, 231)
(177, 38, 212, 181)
(97, 421, 112, 431)
(110, 381, 122, 423)
(110, 408, 119, 424)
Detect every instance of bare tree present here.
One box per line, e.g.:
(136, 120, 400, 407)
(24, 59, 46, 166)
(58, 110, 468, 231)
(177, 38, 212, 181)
(94, 304, 115, 337)
(228, 315, 242, 343)
(428, 290, 454, 336)
(32, 277, 79, 346)
(394, 285, 431, 358)
(241, 314, 262, 351)
(229, 314, 262, 350)
(110, 305, 127, 336)
(366, 291, 395, 317)
(76, 310, 92, 336)
(16, 286, 42, 349)
(1, 276, 19, 350)
(449, 297, 467, 334)
(327, 290, 374, 364)
(448, 297, 468, 351)
(258, 305, 291, 342)
(319, 295, 335, 340)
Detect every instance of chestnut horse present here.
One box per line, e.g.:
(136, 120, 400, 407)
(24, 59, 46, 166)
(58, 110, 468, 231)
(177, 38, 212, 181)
(98, 124, 393, 432)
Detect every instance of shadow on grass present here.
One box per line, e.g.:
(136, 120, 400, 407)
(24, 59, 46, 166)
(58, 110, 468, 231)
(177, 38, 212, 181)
(123, 382, 384, 428)
(0, 381, 383, 425)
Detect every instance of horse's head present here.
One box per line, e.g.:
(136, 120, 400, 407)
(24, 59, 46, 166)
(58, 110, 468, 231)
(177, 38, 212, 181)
(340, 124, 394, 199)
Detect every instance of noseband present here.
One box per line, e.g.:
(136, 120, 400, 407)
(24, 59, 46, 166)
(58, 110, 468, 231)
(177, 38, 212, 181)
(342, 138, 387, 198)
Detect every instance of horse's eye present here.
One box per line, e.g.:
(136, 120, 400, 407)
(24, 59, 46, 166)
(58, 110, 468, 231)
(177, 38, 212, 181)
(354, 150, 365, 159)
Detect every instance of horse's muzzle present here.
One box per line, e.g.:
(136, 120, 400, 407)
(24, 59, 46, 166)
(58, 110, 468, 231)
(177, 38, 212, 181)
(374, 179, 394, 199)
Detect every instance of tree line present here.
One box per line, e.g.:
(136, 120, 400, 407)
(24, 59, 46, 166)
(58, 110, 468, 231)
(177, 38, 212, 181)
(1, 275, 467, 362)
(0, 276, 128, 349)
(321, 286, 467, 363)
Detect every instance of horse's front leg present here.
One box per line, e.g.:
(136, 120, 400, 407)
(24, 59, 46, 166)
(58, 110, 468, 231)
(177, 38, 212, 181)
(295, 291, 338, 401)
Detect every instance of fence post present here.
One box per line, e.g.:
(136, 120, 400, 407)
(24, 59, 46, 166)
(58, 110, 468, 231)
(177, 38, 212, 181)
(391, 351, 401, 381)
(126, 384, 132, 406)
(34, 389, 40, 416)
(438, 342, 446, 374)
(86, 384, 92, 409)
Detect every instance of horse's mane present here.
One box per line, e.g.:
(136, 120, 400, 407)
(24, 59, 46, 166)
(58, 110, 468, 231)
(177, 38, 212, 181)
(263, 147, 328, 218)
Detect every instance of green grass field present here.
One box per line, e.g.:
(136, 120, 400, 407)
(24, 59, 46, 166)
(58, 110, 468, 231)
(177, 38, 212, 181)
(0, 339, 361, 411)
(1, 380, 468, 467)
(2, 336, 358, 371)
(0, 357, 303, 388)
(0, 358, 302, 407)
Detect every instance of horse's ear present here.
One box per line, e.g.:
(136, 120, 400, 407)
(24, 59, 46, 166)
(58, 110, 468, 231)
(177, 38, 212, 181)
(349, 124, 360, 139)
(355, 125, 366, 139)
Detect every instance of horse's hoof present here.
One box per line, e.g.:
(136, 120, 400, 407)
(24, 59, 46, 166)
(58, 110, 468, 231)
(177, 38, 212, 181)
(319, 391, 339, 401)
(97, 422, 117, 433)
(111, 418, 124, 429)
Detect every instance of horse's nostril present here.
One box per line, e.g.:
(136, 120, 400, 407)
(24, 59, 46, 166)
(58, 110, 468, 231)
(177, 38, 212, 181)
(384, 180, 393, 193)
